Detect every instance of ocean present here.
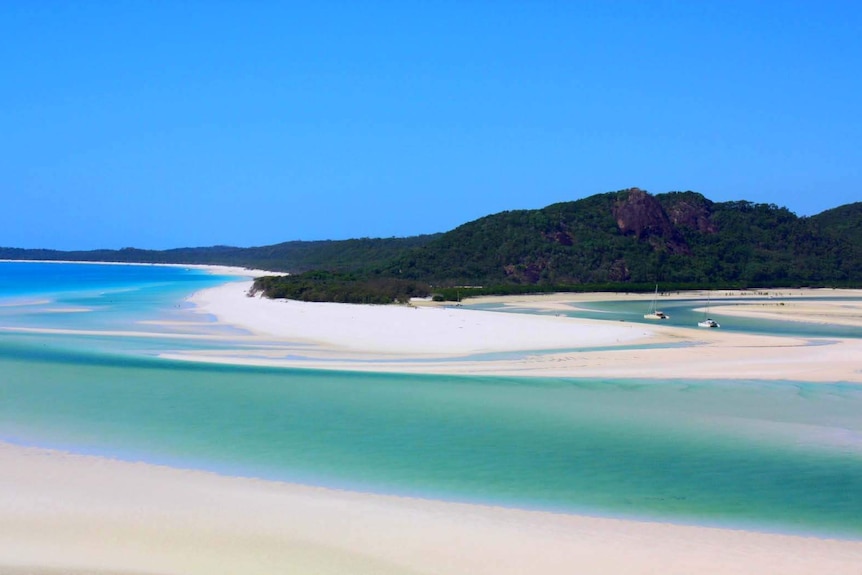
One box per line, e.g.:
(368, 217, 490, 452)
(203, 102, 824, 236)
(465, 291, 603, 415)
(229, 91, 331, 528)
(1, 261, 860, 538)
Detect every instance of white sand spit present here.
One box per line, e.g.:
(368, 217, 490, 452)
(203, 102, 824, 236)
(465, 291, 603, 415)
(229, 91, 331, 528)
(179, 282, 862, 382)
(189, 281, 648, 355)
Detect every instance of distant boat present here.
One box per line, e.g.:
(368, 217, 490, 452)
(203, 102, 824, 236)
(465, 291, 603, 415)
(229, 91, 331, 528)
(644, 285, 669, 320)
(697, 292, 720, 328)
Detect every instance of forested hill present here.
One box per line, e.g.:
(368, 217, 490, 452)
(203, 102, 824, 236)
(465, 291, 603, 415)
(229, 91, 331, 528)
(3, 188, 862, 292)
(382, 188, 862, 287)
(0, 235, 439, 274)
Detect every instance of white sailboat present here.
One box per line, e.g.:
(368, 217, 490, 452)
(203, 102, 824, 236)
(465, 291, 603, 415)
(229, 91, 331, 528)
(644, 285, 669, 320)
(697, 292, 720, 328)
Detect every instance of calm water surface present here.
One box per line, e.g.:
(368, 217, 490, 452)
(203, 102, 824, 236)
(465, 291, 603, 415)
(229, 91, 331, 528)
(469, 295, 862, 339)
(1, 262, 860, 538)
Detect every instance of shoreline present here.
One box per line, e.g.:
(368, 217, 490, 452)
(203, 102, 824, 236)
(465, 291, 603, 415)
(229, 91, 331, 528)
(0, 258, 276, 278)
(177, 282, 862, 382)
(2, 441, 860, 575)
(3, 269, 862, 573)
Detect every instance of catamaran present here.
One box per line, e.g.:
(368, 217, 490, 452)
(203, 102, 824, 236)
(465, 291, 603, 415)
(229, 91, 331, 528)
(644, 285, 669, 320)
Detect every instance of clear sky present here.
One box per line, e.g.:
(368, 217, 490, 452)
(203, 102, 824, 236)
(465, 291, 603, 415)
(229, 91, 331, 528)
(2, 1, 860, 250)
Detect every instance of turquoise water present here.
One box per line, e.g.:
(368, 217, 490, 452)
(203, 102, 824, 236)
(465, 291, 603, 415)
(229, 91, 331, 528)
(0, 261, 238, 333)
(470, 296, 862, 339)
(1, 262, 861, 538)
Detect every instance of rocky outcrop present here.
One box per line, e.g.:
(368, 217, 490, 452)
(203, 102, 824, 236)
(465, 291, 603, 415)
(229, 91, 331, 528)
(612, 188, 690, 254)
(542, 229, 574, 246)
(660, 192, 717, 233)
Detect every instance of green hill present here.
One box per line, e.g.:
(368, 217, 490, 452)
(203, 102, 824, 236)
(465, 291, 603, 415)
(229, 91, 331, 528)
(383, 188, 862, 287)
(4, 188, 862, 301)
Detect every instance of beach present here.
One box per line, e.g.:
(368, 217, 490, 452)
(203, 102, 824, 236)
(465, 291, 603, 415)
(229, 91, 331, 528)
(2, 274, 862, 574)
(174, 281, 862, 382)
(3, 441, 861, 575)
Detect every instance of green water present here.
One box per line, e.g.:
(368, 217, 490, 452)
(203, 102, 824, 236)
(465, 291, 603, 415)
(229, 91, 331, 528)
(1, 263, 860, 538)
(1, 339, 860, 538)
(471, 296, 862, 339)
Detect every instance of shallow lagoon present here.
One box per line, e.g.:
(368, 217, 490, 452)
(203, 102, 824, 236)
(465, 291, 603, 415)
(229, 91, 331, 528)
(470, 296, 862, 339)
(1, 262, 860, 538)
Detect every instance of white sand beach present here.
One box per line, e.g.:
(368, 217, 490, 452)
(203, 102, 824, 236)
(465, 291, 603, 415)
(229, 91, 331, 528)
(3, 441, 861, 575)
(187, 281, 653, 355)
(4, 279, 862, 574)
(176, 282, 862, 382)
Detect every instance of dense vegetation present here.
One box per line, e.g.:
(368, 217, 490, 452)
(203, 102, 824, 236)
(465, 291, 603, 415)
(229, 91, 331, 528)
(4, 188, 862, 303)
(0, 235, 439, 274)
(383, 189, 862, 288)
(250, 271, 430, 304)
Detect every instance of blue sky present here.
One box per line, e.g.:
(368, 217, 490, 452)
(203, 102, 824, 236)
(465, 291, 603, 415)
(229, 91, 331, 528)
(2, 1, 860, 250)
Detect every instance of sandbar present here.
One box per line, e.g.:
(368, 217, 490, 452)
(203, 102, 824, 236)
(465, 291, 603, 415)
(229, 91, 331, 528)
(176, 282, 862, 382)
(5, 277, 862, 574)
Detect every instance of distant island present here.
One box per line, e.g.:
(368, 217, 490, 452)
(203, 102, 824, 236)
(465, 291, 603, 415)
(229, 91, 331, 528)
(4, 188, 862, 302)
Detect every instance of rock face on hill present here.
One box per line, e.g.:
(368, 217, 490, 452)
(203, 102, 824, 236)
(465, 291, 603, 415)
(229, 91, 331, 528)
(612, 188, 689, 254)
(386, 188, 862, 286)
(613, 188, 669, 237)
(659, 191, 717, 233)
